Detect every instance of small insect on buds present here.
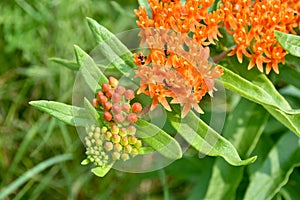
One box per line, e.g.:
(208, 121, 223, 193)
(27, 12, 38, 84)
(102, 83, 111, 93)
(124, 89, 135, 100)
(103, 111, 113, 122)
(109, 76, 118, 88)
(132, 102, 142, 113)
(127, 113, 138, 124)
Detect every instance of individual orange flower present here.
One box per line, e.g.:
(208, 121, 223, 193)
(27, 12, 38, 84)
(221, 0, 299, 74)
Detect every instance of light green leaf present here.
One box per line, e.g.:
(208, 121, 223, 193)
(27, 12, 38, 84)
(219, 64, 300, 136)
(91, 164, 113, 177)
(29, 100, 92, 127)
(49, 57, 79, 71)
(135, 119, 182, 160)
(170, 111, 256, 166)
(83, 97, 100, 125)
(74, 45, 108, 92)
(275, 31, 300, 57)
(81, 159, 90, 166)
(244, 133, 300, 200)
(86, 17, 136, 70)
(205, 99, 269, 199)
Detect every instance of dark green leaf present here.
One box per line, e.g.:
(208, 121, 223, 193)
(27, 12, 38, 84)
(170, 111, 256, 166)
(135, 119, 182, 160)
(29, 100, 92, 127)
(275, 31, 300, 57)
(74, 45, 108, 92)
(48, 57, 79, 71)
(244, 133, 300, 200)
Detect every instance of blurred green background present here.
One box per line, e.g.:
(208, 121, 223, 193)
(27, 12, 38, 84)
(1, 0, 300, 199)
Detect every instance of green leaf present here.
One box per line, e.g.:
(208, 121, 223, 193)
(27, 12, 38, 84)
(74, 45, 108, 92)
(264, 106, 300, 137)
(29, 100, 92, 127)
(80, 159, 90, 166)
(48, 57, 79, 71)
(218, 64, 300, 136)
(135, 119, 182, 160)
(275, 31, 300, 57)
(244, 133, 300, 200)
(170, 111, 256, 166)
(91, 164, 113, 177)
(86, 17, 136, 70)
(204, 99, 269, 199)
(83, 97, 100, 125)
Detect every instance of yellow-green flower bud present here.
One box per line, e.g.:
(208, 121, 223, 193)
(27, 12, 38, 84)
(114, 143, 123, 152)
(128, 135, 137, 145)
(104, 142, 113, 151)
(124, 144, 132, 153)
(120, 136, 129, 146)
(112, 152, 121, 160)
(135, 139, 142, 149)
(105, 131, 112, 140)
(119, 127, 127, 137)
(101, 126, 108, 134)
(112, 134, 121, 143)
(121, 153, 130, 161)
(111, 124, 119, 134)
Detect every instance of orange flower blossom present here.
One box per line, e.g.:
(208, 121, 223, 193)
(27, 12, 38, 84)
(221, 0, 299, 74)
(134, 0, 224, 118)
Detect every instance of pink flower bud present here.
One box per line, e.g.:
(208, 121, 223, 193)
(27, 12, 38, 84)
(132, 102, 142, 113)
(116, 86, 126, 95)
(124, 89, 135, 100)
(114, 113, 125, 123)
(122, 103, 131, 113)
(127, 113, 138, 124)
(112, 93, 122, 103)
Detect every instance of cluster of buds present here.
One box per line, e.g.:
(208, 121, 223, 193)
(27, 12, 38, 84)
(93, 76, 143, 125)
(84, 76, 143, 167)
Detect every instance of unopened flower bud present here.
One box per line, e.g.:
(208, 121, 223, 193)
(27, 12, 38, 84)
(132, 102, 142, 113)
(112, 103, 122, 114)
(128, 135, 137, 144)
(127, 113, 138, 124)
(127, 125, 136, 135)
(101, 126, 108, 134)
(104, 142, 113, 151)
(103, 111, 113, 122)
(112, 134, 121, 143)
(112, 152, 121, 160)
(119, 127, 127, 137)
(105, 131, 112, 140)
(98, 95, 108, 105)
(135, 140, 142, 148)
(120, 136, 129, 146)
(124, 89, 135, 100)
(116, 85, 125, 95)
(122, 103, 131, 113)
(109, 76, 118, 88)
(112, 93, 122, 103)
(105, 89, 114, 99)
(92, 98, 99, 108)
(121, 153, 130, 161)
(114, 143, 123, 152)
(101, 83, 111, 93)
(97, 91, 104, 99)
(131, 148, 139, 156)
(114, 113, 125, 123)
(103, 102, 112, 111)
(111, 125, 119, 134)
(124, 144, 132, 153)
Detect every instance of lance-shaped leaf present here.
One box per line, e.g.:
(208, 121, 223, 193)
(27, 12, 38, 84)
(170, 111, 256, 166)
(204, 99, 269, 199)
(135, 119, 182, 160)
(49, 57, 79, 71)
(29, 100, 92, 127)
(86, 17, 136, 70)
(244, 133, 300, 200)
(275, 31, 300, 57)
(74, 45, 108, 92)
(218, 64, 300, 136)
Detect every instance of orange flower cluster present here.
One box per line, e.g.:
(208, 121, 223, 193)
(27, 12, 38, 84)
(134, 0, 224, 117)
(221, 0, 299, 74)
(135, 0, 225, 46)
(133, 30, 223, 118)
